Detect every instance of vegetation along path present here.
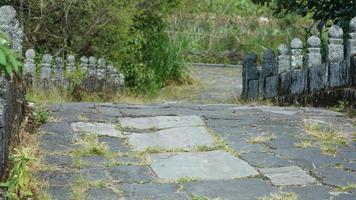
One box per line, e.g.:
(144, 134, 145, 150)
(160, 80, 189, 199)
(36, 102, 356, 199)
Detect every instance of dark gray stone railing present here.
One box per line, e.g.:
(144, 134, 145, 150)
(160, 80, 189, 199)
(23, 50, 125, 94)
(242, 16, 356, 107)
(0, 5, 26, 179)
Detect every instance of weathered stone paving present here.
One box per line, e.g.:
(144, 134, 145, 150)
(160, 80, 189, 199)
(36, 103, 356, 200)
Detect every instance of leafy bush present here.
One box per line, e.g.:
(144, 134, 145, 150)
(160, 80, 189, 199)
(0, 148, 32, 200)
(0, 32, 21, 76)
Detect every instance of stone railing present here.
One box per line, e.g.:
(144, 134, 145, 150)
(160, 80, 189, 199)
(0, 5, 26, 178)
(23, 50, 125, 94)
(242, 17, 356, 107)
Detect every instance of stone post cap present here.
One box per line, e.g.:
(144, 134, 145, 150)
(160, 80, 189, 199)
(25, 49, 36, 59)
(80, 56, 88, 63)
(328, 25, 343, 38)
(67, 55, 75, 63)
(290, 38, 303, 49)
(42, 54, 52, 63)
(98, 58, 106, 67)
(89, 56, 97, 65)
(307, 35, 321, 47)
(350, 16, 356, 32)
(55, 57, 63, 66)
(0, 5, 17, 24)
(263, 48, 275, 59)
(243, 53, 257, 63)
(277, 44, 288, 55)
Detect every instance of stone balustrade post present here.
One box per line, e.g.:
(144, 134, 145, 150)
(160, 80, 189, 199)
(261, 48, 278, 98)
(328, 25, 346, 87)
(242, 53, 259, 100)
(290, 38, 303, 70)
(348, 17, 356, 85)
(277, 44, 290, 73)
(80, 56, 89, 73)
(67, 55, 76, 74)
(23, 49, 36, 87)
(307, 36, 322, 68)
(40, 54, 52, 89)
(53, 57, 64, 87)
(307, 36, 324, 92)
(96, 58, 106, 91)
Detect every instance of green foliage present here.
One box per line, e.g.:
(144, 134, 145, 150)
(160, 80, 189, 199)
(0, 32, 21, 76)
(0, 148, 33, 200)
(252, 0, 356, 31)
(34, 110, 49, 125)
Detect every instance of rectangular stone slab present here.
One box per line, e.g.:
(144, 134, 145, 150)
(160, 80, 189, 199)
(260, 166, 316, 186)
(119, 116, 205, 130)
(127, 127, 215, 151)
(71, 122, 123, 137)
(149, 150, 259, 181)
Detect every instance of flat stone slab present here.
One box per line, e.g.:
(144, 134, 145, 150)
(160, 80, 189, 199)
(119, 116, 204, 130)
(149, 150, 259, 180)
(127, 127, 215, 151)
(70, 122, 122, 137)
(260, 166, 317, 186)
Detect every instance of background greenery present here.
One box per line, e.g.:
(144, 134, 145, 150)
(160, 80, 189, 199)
(3, 0, 353, 94)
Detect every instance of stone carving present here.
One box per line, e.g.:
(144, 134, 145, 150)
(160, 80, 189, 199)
(307, 36, 322, 68)
(88, 56, 97, 77)
(40, 54, 52, 89)
(277, 44, 290, 73)
(80, 56, 89, 72)
(24, 49, 36, 86)
(290, 38, 303, 69)
(242, 53, 259, 99)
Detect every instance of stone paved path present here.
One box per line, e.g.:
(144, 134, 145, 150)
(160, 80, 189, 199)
(36, 103, 356, 200)
(189, 66, 242, 103)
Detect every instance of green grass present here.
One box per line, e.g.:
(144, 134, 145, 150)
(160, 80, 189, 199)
(70, 134, 113, 157)
(337, 183, 356, 192)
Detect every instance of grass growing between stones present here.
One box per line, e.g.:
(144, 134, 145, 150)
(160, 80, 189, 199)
(248, 133, 275, 144)
(336, 183, 356, 192)
(70, 176, 112, 200)
(258, 192, 299, 200)
(303, 121, 348, 156)
(70, 134, 113, 158)
(191, 196, 210, 200)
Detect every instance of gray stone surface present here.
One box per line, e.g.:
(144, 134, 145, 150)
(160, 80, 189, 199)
(109, 166, 156, 183)
(127, 127, 214, 151)
(283, 185, 332, 200)
(184, 179, 276, 200)
(118, 183, 190, 200)
(307, 35, 322, 68)
(119, 116, 205, 130)
(242, 53, 259, 99)
(291, 69, 307, 94)
(71, 122, 123, 137)
(150, 150, 259, 180)
(260, 166, 317, 186)
(35, 103, 356, 199)
(312, 167, 356, 186)
(309, 65, 325, 92)
(86, 188, 120, 200)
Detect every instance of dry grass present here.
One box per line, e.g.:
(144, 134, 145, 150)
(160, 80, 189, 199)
(70, 134, 112, 157)
(248, 133, 275, 144)
(258, 192, 299, 200)
(303, 121, 348, 156)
